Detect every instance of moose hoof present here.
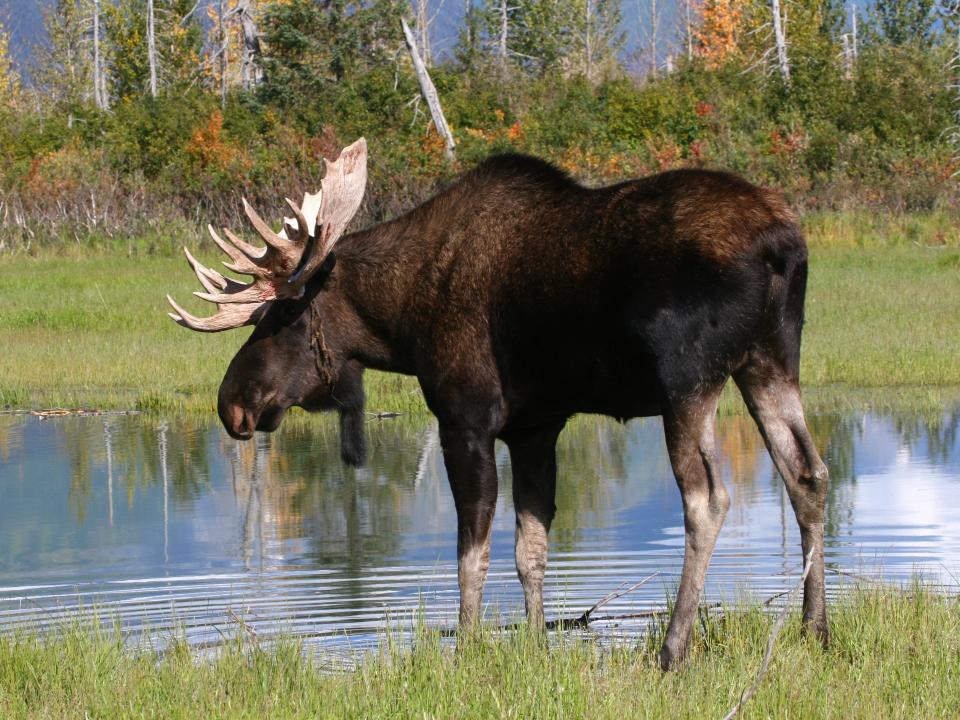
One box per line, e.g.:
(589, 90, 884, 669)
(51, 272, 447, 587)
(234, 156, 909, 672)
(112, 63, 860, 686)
(658, 641, 686, 671)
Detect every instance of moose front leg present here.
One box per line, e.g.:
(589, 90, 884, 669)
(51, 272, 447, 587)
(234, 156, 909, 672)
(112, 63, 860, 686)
(506, 423, 564, 626)
(660, 390, 729, 670)
(439, 426, 500, 628)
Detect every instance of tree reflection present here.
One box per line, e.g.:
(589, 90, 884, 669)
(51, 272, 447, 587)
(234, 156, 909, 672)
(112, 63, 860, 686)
(14, 397, 957, 583)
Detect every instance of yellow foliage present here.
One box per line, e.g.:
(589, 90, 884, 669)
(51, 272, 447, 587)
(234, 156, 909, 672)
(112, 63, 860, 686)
(694, 0, 744, 69)
(186, 111, 239, 170)
(0, 19, 19, 103)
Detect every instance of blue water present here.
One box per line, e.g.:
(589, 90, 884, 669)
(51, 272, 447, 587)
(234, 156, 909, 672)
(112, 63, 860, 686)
(0, 403, 958, 653)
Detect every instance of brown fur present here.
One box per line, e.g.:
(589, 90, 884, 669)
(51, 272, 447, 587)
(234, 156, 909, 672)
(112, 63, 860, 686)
(212, 154, 828, 669)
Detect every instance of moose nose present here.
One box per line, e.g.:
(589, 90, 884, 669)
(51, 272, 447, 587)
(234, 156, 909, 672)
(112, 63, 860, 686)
(218, 398, 255, 440)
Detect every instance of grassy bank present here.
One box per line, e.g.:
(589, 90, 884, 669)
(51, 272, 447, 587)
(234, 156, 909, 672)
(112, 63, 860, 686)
(1, 586, 958, 718)
(1, 212, 958, 414)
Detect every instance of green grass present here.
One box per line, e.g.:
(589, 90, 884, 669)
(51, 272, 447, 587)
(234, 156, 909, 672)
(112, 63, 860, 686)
(1, 212, 958, 413)
(1, 586, 958, 718)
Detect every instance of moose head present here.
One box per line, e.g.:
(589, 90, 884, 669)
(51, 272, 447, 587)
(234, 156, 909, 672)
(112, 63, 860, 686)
(167, 138, 369, 465)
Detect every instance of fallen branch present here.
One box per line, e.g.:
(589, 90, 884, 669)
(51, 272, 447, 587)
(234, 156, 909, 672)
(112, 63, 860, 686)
(722, 548, 815, 720)
(545, 572, 660, 630)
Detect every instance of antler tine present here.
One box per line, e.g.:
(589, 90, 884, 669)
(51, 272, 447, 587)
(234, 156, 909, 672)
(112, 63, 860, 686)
(213, 222, 266, 262)
(209, 226, 263, 276)
(242, 198, 299, 257)
(283, 197, 309, 246)
(184, 247, 227, 294)
(166, 294, 265, 333)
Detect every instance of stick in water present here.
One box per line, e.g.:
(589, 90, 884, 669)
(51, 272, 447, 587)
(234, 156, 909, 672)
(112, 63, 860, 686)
(721, 548, 815, 720)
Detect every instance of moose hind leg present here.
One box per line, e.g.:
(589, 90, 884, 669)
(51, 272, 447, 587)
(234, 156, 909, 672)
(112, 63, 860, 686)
(507, 424, 563, 626)
(659, 389, 730, 670)
(735, 364, 830, 644)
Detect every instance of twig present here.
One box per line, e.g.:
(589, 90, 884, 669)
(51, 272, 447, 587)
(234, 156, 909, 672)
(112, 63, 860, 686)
(545, 572, 660, 630)
(439, 572, 661, 636)
(587, 601, 722, 623)
(722, 548, 815, 720)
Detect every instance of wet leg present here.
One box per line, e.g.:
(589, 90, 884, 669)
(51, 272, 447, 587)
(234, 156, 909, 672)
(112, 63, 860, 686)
(506, 423, 564, 626)
(735, 362, 830, 643)
(659, 388, 730, 670)
(440, 425, 500, 628)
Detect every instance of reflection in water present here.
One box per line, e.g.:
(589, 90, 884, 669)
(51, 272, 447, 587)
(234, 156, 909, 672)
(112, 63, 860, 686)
(0, 402, 958, 652)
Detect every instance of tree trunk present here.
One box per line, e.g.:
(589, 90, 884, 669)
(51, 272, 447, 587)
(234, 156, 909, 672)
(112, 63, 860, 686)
(147, 0, 158, 97)
(650, 0, 659, 76)
(401, 17, 455, 161)
(585, 0, 593, 82)
(219, 0, 227, 107)
(417, 0, 432, 68)
(237, 0, 262, 90)
(93, 0, 105, 109)
(771, 0, 790, 83)
(498, 0, 508, 68)
(851, 3, 858, 60)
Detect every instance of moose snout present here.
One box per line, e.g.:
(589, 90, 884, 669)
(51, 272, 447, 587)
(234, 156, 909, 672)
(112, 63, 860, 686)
(218, 397, 256, 440)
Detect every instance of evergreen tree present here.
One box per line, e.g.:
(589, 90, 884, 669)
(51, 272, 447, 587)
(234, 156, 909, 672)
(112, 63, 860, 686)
(260, 0, 404, 96)
(873, 0, 935, 46)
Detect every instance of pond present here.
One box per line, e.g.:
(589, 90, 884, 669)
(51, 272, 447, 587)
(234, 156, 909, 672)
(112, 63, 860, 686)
(1, 402, 959, 656)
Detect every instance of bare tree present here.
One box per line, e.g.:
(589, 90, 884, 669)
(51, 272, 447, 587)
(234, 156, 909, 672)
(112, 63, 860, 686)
(401, 16, 455, 160)
(498, 0, 509, 69)
(636, 0, 663, 76)
(93, 0, 106, 109)
(218, 0, 227, 107)
(147, 0, 158, 96)
(771, 0, 790, 83)
(235, 0, 262, 90)
(585, 0, 593, 82)
(851, 2, 858, 60)
(417, 0, 432, 67)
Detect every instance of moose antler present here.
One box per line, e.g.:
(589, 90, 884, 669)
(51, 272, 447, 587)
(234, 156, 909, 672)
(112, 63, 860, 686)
(167, 137, 367, 332)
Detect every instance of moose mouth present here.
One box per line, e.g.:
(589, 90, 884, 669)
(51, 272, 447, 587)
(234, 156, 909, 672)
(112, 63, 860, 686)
(220, 398, 288, 440)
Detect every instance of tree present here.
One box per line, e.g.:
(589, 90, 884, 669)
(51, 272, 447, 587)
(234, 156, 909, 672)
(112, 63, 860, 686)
(488, 0, 622, 79)
(104, 0, 202, 101)
(0, 19, 18, 103)
(694, 0, 743, 68)
(873, 0, 935, 46)
(32, 0, 95, 108)
(259, 0, 405, 113)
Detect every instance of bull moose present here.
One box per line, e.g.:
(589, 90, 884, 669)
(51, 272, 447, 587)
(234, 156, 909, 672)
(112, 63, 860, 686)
(167, 138, 829, 669)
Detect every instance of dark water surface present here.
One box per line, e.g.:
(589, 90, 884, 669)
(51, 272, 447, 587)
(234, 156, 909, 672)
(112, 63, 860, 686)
(1, 403, 958, 654)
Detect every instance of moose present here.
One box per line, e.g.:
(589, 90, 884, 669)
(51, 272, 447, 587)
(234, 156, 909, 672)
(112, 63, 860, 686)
(168, 138, 829, 669)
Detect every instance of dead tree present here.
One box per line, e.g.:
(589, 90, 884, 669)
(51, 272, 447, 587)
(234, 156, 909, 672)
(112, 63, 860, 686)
(147, 0, 158, 96)
(771, 0, 790, 83)
(401, 16, 455, 160)
(93, 0, 106, 109)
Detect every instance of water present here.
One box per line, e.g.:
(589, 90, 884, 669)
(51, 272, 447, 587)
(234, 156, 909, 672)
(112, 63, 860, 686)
(1, 404, 958, 655)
